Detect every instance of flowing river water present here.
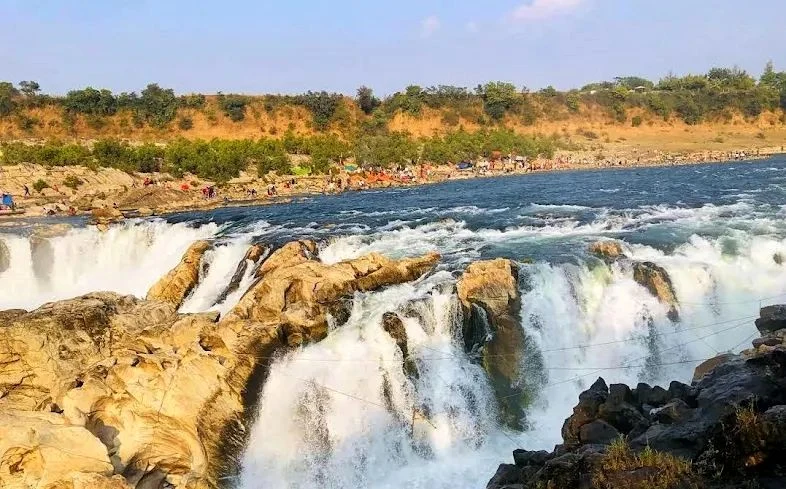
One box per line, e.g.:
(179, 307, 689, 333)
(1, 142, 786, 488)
(4, 159, 786, 488)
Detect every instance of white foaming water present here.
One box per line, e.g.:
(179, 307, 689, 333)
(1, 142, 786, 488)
(0, 220, 220, 310)
(241, 230, 783, 488)
(179, 237, 252, 315)
(240, 274, 518, 489)
(3, 189, 786, 488)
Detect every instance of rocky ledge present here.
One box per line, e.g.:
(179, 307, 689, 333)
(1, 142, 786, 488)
(0, 240, 441, 489)
(487, 308, 786, 489)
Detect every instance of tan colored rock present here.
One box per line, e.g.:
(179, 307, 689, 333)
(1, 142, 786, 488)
(589, 240, 624, 260)
(225, 250, 440, 345)
(31, 223, 72, 239)
(0, 243, 441, 488)
(255, 240, 317, 278)
(136, 207, 154, 217)
(633, 261, 679, 321)
(90, 207, 124, 226)
(693, 353, 736, 382)
(146, 240, 212, 307)
(0, 410, 114, 488)
(456, 258, 525, 429)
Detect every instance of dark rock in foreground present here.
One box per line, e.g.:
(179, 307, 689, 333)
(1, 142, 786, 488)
(488, 308, 786, 489)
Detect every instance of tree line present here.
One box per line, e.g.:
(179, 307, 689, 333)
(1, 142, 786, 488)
(0, 129, 558, 182)
(1, 63, 785, 133)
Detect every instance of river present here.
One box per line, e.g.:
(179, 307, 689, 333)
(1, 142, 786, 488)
(3, 158, 786, 488)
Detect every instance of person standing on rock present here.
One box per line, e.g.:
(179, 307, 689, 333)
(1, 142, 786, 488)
(24, 185, 30, 197)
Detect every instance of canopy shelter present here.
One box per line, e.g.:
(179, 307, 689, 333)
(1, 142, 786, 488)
(1, 193, 14, 208)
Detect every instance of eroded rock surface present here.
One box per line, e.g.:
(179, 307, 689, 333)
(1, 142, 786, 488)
(146, 240, 212, 308)
(0, 240, 440, 488)
(456, 258, 526, 429)
(589, 240, 624, 261)
(632, 261, 680, 321)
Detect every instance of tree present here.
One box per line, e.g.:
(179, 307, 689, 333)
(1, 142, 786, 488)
(761, 61, 778, 86)
(0, 82, 19, 117)
(64, 87, 117, 116)
(295, 91, 343, 130)
(19, 80, 41, 98)
(479, 82, 518, 121)
(356, 86, 381, 115)
(137, 83, 178, 128)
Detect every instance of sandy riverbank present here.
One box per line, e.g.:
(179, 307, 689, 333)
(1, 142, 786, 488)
(0, 145, 782, 224)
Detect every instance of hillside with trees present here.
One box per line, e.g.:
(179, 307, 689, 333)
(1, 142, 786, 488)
(1, 63, 786, 182)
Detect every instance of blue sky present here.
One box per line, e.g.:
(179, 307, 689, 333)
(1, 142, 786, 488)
(2, 0, 785, 95)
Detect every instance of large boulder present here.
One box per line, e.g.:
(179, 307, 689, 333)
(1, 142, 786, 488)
(224, 249, 440, 346)
(756, 305, 786, 335)
(90, 207, 124, 226)
(632, 261, 679, 321)
(382, 312, 418, 379)
(456, 259, 525, 430)
(146, 240, 212, 308)
(0, 410, 117, 489)
(589, 240, 624, 261)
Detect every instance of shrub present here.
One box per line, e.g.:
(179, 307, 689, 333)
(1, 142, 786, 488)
(219, 94, 249, 122)
(63, 175, 84, 190)
(631, 115, 643, 127)
(178, 116, 194, 130)
(33, 179, 50, 193)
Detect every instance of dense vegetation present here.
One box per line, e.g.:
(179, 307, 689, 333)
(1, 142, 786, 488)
(2, 64, 785, 135)
(0, 129, 557, 182)
(1, 63, 785, 181)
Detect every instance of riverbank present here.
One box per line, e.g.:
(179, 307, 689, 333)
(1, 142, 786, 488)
(0, 144, 782, 224)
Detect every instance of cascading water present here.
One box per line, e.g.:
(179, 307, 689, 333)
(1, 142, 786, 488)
(0, 219, 220, 310)
(3, 159, 786, 488)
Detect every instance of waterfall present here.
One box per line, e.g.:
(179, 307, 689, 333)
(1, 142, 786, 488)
(0, 220, 220, 310)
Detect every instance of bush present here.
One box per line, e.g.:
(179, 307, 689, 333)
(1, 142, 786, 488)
(178, 116, 194, 130)
(631, 115, 643, 127)
(219, 94, 249, 122)
(33, 179, 50, 193)
(63, 175, 84, 190)
(295, 91, 343, 130)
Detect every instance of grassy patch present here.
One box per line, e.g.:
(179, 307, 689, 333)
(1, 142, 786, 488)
(593, 437, 697, 489)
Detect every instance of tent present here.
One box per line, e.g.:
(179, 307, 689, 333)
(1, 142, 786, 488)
(1, 194, 13, 208)
(456, 161, 473, 170)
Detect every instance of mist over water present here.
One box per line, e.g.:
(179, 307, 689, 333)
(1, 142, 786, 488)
(3, 159, 786, 487)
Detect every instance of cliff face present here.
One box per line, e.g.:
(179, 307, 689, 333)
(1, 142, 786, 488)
(487, 310, 786, 489)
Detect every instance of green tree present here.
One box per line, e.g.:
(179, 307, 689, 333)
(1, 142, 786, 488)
(356, 86, 381, 115)
(64, 87, 117, 116)
(137, 83, 178, 128)
(295, 91, 343, 130)
(0, 82, 19, 117)
(19, 80, 41, 98)
(478, 82, 518, 121)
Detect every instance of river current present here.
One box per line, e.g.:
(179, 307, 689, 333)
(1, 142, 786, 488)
(3, 158, 786, 488)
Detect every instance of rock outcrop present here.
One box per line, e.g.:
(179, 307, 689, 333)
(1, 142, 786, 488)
(487, 308, 786, 489)
(0, 241, 440, 488)
(214, 243, 270, 305)
(456, 258, 526, 429)
(632, 261, 680, 321)
(589, 240, 624, 261)
(146, 240, 212, 308)
(91, 207, 125, 230)
(225, 243, 440, 346)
